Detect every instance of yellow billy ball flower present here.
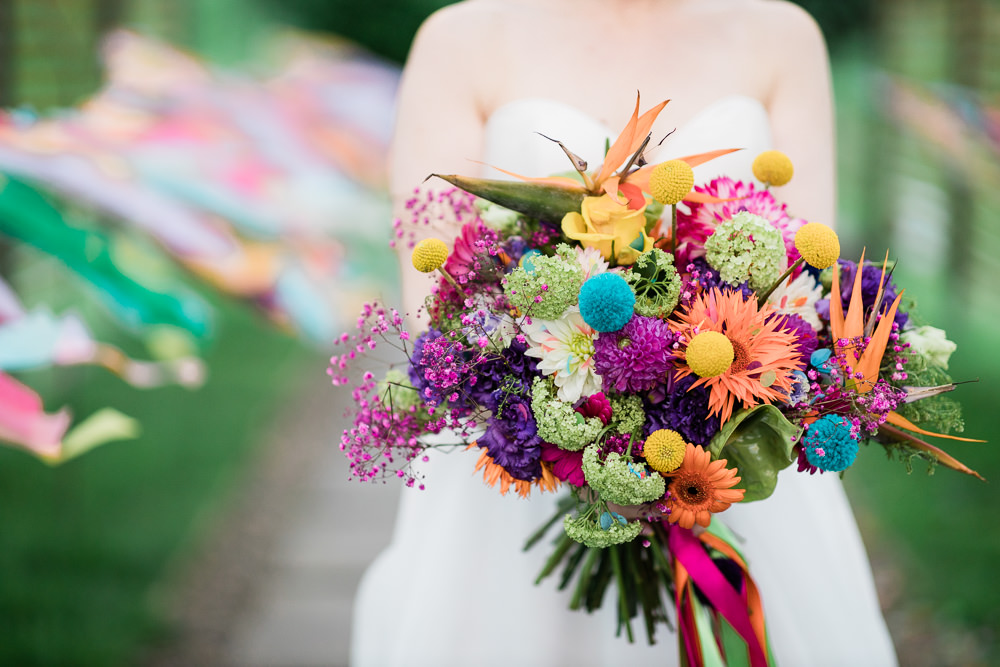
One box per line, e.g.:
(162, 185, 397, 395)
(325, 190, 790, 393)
(685, 331, 734, 378)
(794, 222, 840, 269)
(752, 150, 794, 187)
(644, 429, 687, 474)
(411, 238, 449, 273)
(649, 160, 694, 206)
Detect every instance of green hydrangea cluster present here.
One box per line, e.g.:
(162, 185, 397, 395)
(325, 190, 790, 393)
(624, 248, 682, 318)
(563, 512, 643, 548)
(503, 244, 583, 319)
(581, 445, 665, 506)
(531, 377, 603, 451)
(704, 211, 785, 291)
(609, 394, 645, 437)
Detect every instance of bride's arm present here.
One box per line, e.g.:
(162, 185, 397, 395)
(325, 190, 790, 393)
(762, 4, 837, 228)
(389, 6, 496, 326)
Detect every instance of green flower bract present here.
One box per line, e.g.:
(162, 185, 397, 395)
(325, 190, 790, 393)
(625, 248, 682, 318)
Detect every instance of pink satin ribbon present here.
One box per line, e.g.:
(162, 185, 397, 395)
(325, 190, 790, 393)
(669, 524, 768, 667)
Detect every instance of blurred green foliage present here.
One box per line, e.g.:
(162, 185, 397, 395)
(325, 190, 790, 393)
(255, 0, 871, 64)
(0, 271, 316, 665)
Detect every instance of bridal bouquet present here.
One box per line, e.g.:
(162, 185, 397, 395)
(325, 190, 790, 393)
(330, 98, 981, 666)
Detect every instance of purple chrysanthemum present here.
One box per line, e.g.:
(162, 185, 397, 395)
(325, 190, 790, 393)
(593, 316, 679, 392)
(643, 373, 720, 446)
(770, 312, 818, 367)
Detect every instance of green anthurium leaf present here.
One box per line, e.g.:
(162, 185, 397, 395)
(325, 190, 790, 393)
(431, 174, 586, 222)
(643, 200, 664, 232)
(708, 404, 801, 502)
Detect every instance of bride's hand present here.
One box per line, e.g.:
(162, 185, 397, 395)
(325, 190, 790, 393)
(606, 500, 665, 523)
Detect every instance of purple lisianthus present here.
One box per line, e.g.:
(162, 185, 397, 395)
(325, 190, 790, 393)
(593, 316, 679, 393)
(468, 340, 538, 411)
(477, 389, 543, 481)
(643, 373, 720, 446)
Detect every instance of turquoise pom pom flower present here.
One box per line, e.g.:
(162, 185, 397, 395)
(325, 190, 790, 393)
(578, 272, 635, 332)
(803, 414, 859, 472)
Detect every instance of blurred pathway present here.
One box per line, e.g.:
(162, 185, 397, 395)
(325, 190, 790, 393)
(141, 372, 400, 667)
(224, 403, 400, 667)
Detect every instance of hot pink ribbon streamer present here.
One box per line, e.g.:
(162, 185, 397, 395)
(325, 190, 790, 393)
(668, 524, 768, 667)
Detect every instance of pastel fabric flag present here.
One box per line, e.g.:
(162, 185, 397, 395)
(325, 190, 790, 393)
(0, 174, 213, 336)
(0, 371, 139, 463)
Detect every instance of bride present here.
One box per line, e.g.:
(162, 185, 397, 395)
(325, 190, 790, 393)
(352, 1, 898, 665)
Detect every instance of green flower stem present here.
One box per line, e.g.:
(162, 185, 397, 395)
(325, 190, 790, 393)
(535, 532, 575, 584)
(670, 204, 678, 255)
(609, 545, 635, 642)
(435, 266, 463, 293)
(756, 256, 805, 307)
(569, 547, 602, 610)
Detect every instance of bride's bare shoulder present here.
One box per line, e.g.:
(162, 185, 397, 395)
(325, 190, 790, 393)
(415, 0, 517, 37)
(735, 1, 826, 44)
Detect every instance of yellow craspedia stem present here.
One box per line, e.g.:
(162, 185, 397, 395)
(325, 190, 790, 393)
(649, 160, 694, 206)
(752, 150, 794, 187)
(411, 238, 449, 273)
(644, 429, 687, 474)
(794, 222, 840, 269)
(685, 331, 734, 378)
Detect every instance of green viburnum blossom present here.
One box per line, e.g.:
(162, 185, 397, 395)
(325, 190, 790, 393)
(475, 199, 521, 234)
(704, 211, 785, 291)
(503, 244, 583, 319)
(581, 445, 665, 506)
(624, 248, 682, 318)
(609, 394, 645, 437)
(564, 512, 643, 548)
(531, 377, 603, 451)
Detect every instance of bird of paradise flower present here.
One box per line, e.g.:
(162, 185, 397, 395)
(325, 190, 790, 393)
(829, 249, 985, 479)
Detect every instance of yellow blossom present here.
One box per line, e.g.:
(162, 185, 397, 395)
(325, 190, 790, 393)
(411, 238, 449, 273)
(561, 194, 652, 265)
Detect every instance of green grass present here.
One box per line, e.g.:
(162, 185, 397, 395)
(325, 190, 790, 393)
(0, 295, 318, 666)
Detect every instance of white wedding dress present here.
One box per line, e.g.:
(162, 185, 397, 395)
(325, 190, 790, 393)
(351, 97, 898, 667)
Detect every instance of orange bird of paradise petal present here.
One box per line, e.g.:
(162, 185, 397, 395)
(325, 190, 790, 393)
(879, 421, 985, 480)
(829, 249, 904, 394)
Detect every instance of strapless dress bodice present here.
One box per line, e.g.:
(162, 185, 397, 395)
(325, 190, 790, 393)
(482, 95, 772, 184)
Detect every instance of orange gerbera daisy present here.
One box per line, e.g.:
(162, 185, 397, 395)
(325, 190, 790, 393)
(670, 288, 804, 423)
(667, 443, 745, 529)
(468, 444, 560, 498)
